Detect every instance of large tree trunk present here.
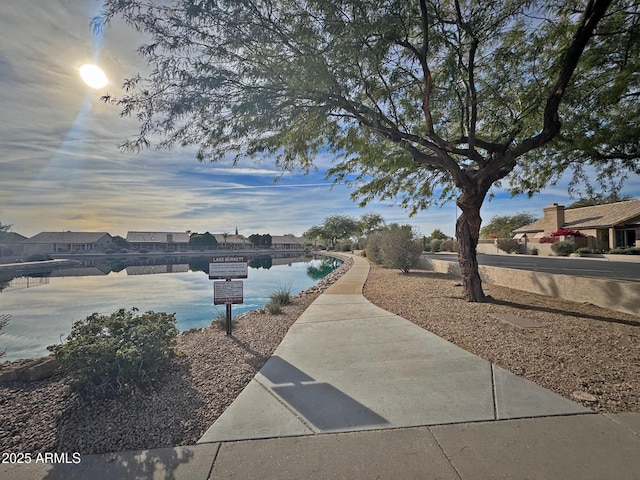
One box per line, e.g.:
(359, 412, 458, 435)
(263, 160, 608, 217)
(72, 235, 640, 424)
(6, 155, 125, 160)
(455, 195, 486, 302)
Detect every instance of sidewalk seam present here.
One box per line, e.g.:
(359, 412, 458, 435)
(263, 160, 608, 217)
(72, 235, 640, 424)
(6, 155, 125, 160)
(428, 426, 464, 480)
(206, 443, 221, 480)
(254, 377, 318, 434)
(491, 363, 498, 420)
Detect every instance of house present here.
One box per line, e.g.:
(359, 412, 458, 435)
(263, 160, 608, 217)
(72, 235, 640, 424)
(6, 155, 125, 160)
(0, 231, 27, 258)
(212, 233, 250, 250)
(271, 234, 307, 250)
(126, 231, 190, 252)
(19, 232, 113, 255)
(514, 199, 640, 250)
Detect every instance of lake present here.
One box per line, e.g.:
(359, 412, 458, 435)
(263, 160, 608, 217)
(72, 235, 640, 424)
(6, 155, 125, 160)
(0, 254, 341, 362)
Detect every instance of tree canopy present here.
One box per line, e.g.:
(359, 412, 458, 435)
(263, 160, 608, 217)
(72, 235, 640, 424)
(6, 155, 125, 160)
(96, 0, 638, 301)
(189, 231, 218, 249)
(304, 214, 361, 248)
(480, 213, 539, 238)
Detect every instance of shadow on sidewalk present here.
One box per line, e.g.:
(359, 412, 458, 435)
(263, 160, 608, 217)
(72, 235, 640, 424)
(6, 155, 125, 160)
(260, 356, 389, 432)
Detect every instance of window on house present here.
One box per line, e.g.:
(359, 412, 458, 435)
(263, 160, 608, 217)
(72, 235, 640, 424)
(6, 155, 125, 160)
(615, 228, 636, 248)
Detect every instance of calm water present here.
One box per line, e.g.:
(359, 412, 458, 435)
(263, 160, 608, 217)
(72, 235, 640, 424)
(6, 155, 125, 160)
(0, 254, 340, 361)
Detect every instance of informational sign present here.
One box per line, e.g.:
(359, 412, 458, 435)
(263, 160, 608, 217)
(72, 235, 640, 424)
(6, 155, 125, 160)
(214, 280, 244, 305)
(209, 256, 248, 279)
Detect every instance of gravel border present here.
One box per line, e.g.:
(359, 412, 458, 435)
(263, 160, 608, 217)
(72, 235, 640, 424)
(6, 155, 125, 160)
(363, 262, 640, 414)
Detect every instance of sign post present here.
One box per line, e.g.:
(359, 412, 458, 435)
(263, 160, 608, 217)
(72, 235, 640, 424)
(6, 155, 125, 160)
(209, 256, 248, 335)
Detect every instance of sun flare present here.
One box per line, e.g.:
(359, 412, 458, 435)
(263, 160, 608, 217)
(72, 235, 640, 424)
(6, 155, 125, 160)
(79, 64, 108, 89)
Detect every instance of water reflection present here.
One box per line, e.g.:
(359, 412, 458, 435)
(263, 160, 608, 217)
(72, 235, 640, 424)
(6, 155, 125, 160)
(0, 254, 340, 361)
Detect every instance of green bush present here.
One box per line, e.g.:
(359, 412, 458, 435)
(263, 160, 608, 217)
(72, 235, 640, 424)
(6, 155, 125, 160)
(212, 310, 236, 330)
(551, 240, 575, 256)
(608, 247, 640, 255)
(530, 247, 539, 255)
(48, 308, 178, 395)
(365, 232, 384, 264)
(575, 247, 594, 254)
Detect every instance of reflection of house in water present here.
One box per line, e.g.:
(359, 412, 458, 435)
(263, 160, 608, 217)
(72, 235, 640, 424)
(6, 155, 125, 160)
(3, 276, 50, 292)
(126, 264, 190, 275)
(49, 265, 112, 277)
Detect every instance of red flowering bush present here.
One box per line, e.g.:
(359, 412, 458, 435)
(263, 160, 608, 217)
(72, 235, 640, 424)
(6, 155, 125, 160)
(550, 229, 585, 237)
(539, 236, 558, 243)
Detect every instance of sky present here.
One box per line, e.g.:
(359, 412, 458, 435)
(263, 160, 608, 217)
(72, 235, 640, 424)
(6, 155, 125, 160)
(1, 1, 638, 240)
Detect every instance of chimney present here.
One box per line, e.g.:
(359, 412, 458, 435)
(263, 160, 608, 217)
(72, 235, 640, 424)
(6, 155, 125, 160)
(543, 203, 565, 233)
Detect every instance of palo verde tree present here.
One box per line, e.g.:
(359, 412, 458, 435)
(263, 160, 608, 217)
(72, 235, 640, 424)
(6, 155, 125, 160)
(95, 0, 639, 301)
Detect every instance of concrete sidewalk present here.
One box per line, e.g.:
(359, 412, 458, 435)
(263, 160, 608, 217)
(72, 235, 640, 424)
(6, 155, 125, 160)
(5, 254, 639, 479)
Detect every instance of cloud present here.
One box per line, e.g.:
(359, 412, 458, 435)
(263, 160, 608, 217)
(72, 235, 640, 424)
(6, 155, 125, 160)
(1, 1, 637, 241)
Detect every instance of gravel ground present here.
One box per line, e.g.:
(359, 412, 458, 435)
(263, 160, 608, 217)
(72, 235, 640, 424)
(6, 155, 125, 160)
(1, 255, 638, 455)
(363, 262, 640, 414)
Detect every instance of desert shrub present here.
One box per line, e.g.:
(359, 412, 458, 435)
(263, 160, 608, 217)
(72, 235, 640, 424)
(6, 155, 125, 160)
(496, 238, 521, 254)
(551, 241, 575, 256)
(441, 239, 454, 251)
(530, 247, 539, 255)
(48, 308, 178, 395)
(423, 242, 432, 252)
(575, 247, 594, 254)
(430, 238, 443, 252)
(337, 241, 353, 252)
(266, 300, 283, 314)
(379, 224, 423, 273)
(365, 232, 384, 264)
(212, 310, 236, 330)
(269, 283, 292, 306)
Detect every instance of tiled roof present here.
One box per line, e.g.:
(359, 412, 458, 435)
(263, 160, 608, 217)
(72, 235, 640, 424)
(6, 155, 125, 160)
(514, 199, 640, 233)
(126, 232, 191, 243)
(21, 232, 112, 244)
(0, 232, 27, 244)
(271, 235, 306, 245)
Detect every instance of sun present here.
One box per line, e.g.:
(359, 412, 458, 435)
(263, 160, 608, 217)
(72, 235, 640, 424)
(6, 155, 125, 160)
(79, 64, 108, 89)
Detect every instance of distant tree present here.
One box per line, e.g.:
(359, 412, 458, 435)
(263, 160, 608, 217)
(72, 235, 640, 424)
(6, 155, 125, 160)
(358, 213, 386, 237)
(480, 213, 539, 239)
(0, 222, 11, 242)
(189, 232, 218, 250)
(248, 233, 272, 248)
(428, 229, 449, 240)
(566, 193, 633, 209)
(304, 215, 360, 249)
(110, 236, 130, 249)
